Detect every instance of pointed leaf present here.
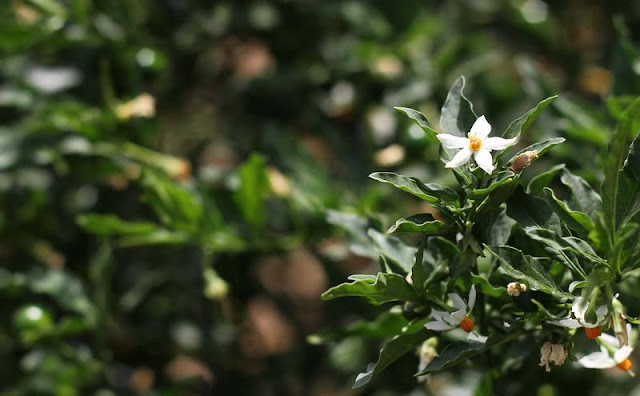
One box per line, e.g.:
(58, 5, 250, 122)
(369, 172, 459, 205)
(440, 76, 477, 138)
(502, 96, 558, 139)
(388, 213, 448, 234)
(394, 107, 438, 139)
(486, 246, 571, 299)
(542, 187, 595, 238)
(559, 168, 602, 220)
(527, 164, 565, 194)
(601, 98, 640, 237)
(368, 229, 417, 274)
(321, 273, 420, 305)
(506, 187, 562, 234)
(353, 329, 430, 388)
(507, 138, 565, 166)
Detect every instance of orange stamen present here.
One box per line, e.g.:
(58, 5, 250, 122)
(617, 359, 633, 371)
(460, 316, 474, 333)
(468, 136, 482, 151)
(585, 326, 602, 339)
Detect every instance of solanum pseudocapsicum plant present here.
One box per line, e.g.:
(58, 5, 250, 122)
(320, 76, 640, 388)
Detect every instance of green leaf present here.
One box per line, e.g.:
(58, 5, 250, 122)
(468, 171, 516, 200)
(394, 107, 438, 139)
(474, 205, 516, 246)
(353, 329, 430, 388)
(326, 210, 380, 259)
(233, 153, 271, 232)
(308, 311, 410, 345)
(76, 214, 159, 236)
(440, 76, 477, 138)
(486, 246, 570, 299)
(369, 172, 459, 206)
(368, 229, 417, 275)
(524, 228, 589, 279)
(542, 187, 595, 238)
(471, 274, 507, 298)
(321, 272, 420, 305)
(387, 213, 448, 234)
(502, 96, 558, 139)
(507, 138, 566, 166)
(601, 98, 640, 238)
(506, 187, 562, 234)
(559, 168, 602, 220)
(527, 164, 565, 194)
(417, 332, 522, 375)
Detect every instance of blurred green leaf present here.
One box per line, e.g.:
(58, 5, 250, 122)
(502, 96, 557, 139)
(369, 172, 459, 206)
(393, 107, 438, 139)
(233, 153, 270, 233)
(387, 213, 448, 234)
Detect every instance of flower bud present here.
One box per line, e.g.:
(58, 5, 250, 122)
(507, 282, 527, 297)
(539, 341, 568, 372)
(116, 93, 156, 120)
(509, 150, 538, 171)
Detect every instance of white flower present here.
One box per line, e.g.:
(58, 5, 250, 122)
(436, 115, 516, 174)
(578, 326, 634, 372)
(549, 297, 608, 339)
(539, 341, 568, 372)
(417, 338, 438, 382)
(425, 286, 476, 332)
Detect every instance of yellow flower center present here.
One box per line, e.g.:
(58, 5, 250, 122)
(617, 359, 633, 371)
(460, 316, 474, 333)
(468, 136, 483, 151)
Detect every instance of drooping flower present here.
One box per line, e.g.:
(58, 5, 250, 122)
(549, 297, 608, 339)
(539, 341, 568, 372)
(425, 286, 476, 333)
(436, 115, 517, 174)
(578, 326, 634, 372)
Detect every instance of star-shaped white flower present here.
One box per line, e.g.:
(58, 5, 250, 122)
(549, 297, 608, 339)
(436, 115, 516, 174)
(578, 325, 634, 372)
(425, 286, 476, 332)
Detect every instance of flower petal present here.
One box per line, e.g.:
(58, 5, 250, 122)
(474, 149, 495, 174)
(448, 293, 466, 312)
(595, 305, 608, 322)
(572, 297, 588, 320)
(430, 309, 450, 322)
(437, 134, 469, 149)
(549, 318, 582, 328)
(469, 115, 491, 139)
(483, 136, 517, 151)
(599, 333, 619, 349)
(614, 346, 633, 363)
(578, 352, 615, 369)
(449, 310, 466, 326)
(445, 148, 472, 168)
(467, 285, 476, 312)
(467, 332, 488, 343)
(425, 320, 455, 331)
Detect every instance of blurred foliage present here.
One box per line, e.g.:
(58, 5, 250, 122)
(1, 0, 640, 395)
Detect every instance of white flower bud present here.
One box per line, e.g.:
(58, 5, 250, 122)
(507, 282, 527, 297)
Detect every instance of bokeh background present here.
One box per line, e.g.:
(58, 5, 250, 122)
(2, 1, 640, 395)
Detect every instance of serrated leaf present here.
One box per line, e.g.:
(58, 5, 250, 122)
(353, 329, 430, 388)
(394, 107, 438, 139)
(417, 332, 522, 375)
(527, 164, 566, 194)
(602, 98, 640, 238)
(388, 214, 448, 234)
(321, 272, 420, 305)
(486, 246, 570, 299)
(369, 172, 459, 206)
(502, 96, 558, 139)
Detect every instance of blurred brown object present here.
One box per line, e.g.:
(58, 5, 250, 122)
(12, 1, 40, 24)
(579, 66, 612, 96)
(165, 354, 214, 384)
(232, 40, 274, 79)
(241, 297, 295, 357)
(129, 366, 155, 394)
